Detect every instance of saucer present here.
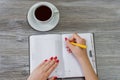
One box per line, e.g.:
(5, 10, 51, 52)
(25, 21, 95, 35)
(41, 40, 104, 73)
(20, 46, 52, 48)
(27, 2, 60, 31)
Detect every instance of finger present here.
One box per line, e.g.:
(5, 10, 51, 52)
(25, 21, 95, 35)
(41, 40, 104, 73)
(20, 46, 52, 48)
(36, 59, 48, 69)
(73, 33, 86, 44)
(46, 60, 59, 75)
(43, 57, 56, 72)
(70, 33, 83, 43)
(69, 35, 75, 42)
(48, 76, 57, 80)
(65, 37, 75, 43)
(74, 33, 82, 38)
(49, 77, 54, 80)
(66, 40, 75, 50)
(81, 38, 86, 45)
(67, 48, 72, 53)
(70, 33, 86, 45)
(42, 56, 57, 69)
(73, 33, 83, 42)
(40, 59, 52, 70)
(68, 48, 72, 53)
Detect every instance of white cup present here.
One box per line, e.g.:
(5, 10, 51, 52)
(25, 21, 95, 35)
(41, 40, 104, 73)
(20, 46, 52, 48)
(27, 1, 60, 31)
(32, 2, 58, 24)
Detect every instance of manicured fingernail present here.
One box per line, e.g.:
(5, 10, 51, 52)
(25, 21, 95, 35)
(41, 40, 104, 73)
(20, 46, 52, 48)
(69, 50, 72, 53)
(56, 60, 59, 63)
(67, 49, 70, 51)
(70, 50, 72, 53)
(54, 76, 57, 79)
(44, 59, 48, 62)
(50, 57, 53, 60)
(67, 49, 71, 53)
(68, 48, 71, 51)
(66, 46, 69, 48)
(54, 56, 57, 60)
(65, 37, 67, 41)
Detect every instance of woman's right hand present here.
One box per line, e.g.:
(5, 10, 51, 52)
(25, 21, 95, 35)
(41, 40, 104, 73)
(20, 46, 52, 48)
(65, 33, 88, 61)
(66, 33, 98, 80)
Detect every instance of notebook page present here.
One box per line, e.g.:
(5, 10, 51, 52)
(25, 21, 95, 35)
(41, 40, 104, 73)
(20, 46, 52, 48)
(30, 34, 64, 77)
(62, 33, 96, 77)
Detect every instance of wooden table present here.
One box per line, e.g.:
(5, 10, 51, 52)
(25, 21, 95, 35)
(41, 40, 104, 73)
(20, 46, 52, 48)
(0, 0, 120, 80)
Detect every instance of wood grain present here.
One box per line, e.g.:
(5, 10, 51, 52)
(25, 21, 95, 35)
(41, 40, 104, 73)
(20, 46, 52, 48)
(0, 0, 120, 80)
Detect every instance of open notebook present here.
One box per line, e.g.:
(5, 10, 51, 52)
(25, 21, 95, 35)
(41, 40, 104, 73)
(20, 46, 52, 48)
(29, 33, 97, 78)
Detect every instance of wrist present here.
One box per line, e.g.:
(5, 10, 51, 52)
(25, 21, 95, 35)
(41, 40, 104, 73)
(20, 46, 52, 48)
(77, 54, 90, 64)
(75, 51, 88, 60)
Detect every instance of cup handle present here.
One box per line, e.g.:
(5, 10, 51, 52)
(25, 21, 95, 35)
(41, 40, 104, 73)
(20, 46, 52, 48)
(53, 11, 59, 15)
(53, 8, 59, 15)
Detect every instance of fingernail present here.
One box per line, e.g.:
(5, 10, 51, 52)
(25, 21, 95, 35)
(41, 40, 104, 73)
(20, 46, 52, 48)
(54, 76, 57, 79)
(54, 56, 57, 60)
(69, 50, 72, 53)
(44, 59, 48, 62)
(65, 37, 67, 41)
(50, 57, 53, 60)
(68, 48, 71, 51)
(67, 49, 71, 53)
(56, 60, 59, 63)
(66, 46, 69, 48)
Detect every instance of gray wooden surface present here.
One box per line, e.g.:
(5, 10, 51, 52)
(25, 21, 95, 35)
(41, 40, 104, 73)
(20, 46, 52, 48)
(0, 0, 120, 80)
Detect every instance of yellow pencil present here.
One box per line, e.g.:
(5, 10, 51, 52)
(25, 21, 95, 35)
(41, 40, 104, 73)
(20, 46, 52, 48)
(70, 42, 87, 49)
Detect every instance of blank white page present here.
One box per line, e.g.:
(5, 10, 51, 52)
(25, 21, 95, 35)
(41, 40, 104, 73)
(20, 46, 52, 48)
(30, 34, 64, 77)
(62, 33, 96, 77)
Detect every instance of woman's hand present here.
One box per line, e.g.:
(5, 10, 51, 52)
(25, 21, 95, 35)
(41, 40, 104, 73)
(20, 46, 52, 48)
(65, 33, 98, 80)
(65, 33, 88, 61)
(27, 56, 59, 80)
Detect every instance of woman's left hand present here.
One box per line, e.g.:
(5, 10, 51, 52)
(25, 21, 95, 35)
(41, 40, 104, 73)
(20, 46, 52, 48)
(27, 56, 59, 80)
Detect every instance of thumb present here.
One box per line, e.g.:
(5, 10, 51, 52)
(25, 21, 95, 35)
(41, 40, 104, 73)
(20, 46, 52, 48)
(66, 40, 74, 50)
(48, 76, 57, 80)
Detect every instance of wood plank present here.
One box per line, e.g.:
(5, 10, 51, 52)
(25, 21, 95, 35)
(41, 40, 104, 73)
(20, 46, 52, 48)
(95, 32, 120, 80)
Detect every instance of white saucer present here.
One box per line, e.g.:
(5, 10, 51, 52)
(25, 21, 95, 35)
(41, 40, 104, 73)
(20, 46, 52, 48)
(27, 2, 60, 31)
